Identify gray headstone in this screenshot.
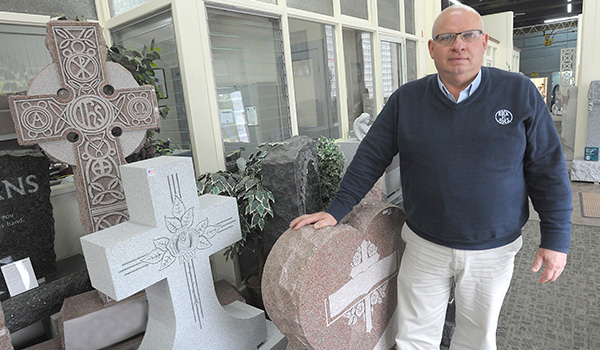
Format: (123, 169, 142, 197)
(8, 20, 160, 234)
(586, 81, 600, 147)
(261, 136, 322, 254)
(80, 156, 267, 350)
(0, 150, 56, 294)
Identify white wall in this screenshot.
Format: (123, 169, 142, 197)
(574, 2, 600, 158)
(482, 11, 514, 71)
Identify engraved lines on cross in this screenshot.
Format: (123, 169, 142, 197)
(52, 25, 104, 94)
(324, 240, 399, 333)
(118, 172, 237, 330)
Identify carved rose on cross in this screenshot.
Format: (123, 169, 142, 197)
(141, 196, 219, 270)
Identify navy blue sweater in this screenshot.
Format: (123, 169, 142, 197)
(327, 67, 572, 253)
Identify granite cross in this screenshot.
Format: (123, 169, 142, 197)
(8, 21, 160, 234)
(80, 156, 267, 350)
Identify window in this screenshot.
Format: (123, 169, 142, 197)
(108, 0, 152, 17)
(112, 10, 191, 153)
(289, 18, 340, 139)
(341, 0, 368, 20)
(377, 0, 400, 31)
(406, 39, 418, 82)
(404, 0, 416, 35)
(0, 24, 51, 146)
(343, 28, 376, 131)
(381, 41, 403, 104)
(207, 8, 291, 163)
(286, 0, 333, 16)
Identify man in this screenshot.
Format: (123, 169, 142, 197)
(290, 4, 572, 350)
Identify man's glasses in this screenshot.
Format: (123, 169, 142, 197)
(433, 29, 483, 45)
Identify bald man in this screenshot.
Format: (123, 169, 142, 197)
(291, 4, 572, 349)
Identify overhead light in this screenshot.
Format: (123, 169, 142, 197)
(544, 15, 578, 23)
(449, 0, 462, 4)
(568, 3, 572, 12)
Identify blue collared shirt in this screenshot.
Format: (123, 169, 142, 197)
(437, 69, 482, 103)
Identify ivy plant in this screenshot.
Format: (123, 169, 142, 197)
(317, 137, 345, 210)
(197, 143, 278, 278)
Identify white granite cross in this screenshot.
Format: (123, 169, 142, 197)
(8, 21, 160, 234)
(80, 156, 267, 349)
(326, 240, 399, 333)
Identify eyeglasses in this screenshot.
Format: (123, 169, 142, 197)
(433, 29, 483, 45)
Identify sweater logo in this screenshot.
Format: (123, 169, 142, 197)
(495, 109, 513, 125)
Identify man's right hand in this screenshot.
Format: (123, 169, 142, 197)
(290, 212, 337, 230)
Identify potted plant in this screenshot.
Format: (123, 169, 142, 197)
(197, 143, 277, 305)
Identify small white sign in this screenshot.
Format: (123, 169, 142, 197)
(246, 106, 258, 126)
(1, 258, 39, 297)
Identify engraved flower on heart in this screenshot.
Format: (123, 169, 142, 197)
(141, 195, 219, 270)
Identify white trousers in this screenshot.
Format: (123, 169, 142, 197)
(395, 225, 523, 350)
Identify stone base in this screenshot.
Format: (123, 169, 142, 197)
(571, 159, 600, 182)
(259, 320, 287, 350)
(2, 254, 92, 333)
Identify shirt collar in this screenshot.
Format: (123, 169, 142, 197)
(437, 69, 482, 104)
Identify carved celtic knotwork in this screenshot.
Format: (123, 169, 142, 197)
(8, 21, 160, 234)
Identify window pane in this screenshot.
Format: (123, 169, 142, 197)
(289, 19, 340, 139)
(286, 0, 333, 16)
(406, 39, 418, 82)
(377, 0, 400, 31)
(341, 0, 368, 20)
(404, 0, 416, 35)
(208, 8, 291, 164)
(112, 10, 192, 153)
(256, 0, 277, 3)
(0, 24, 51, 142)
(109, 0, 152, 17)
(343, 28, 376, 132)
(381, 41, 403, 104)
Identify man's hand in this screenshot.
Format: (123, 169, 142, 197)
(530, 248, 567, 283)
(290, 212, 337, 230)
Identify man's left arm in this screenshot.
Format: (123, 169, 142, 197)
(523, 80, 573, 283)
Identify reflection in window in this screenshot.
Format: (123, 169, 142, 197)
(343, 28, 376, 132)
(381, 41, 403, 104)
(0, 24, 51, 144)
(112, 10, 191, 153)
(289, 19, 340, 139)
(207, 8, 291, 164)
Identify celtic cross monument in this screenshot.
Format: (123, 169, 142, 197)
(9, 21, 160, 234)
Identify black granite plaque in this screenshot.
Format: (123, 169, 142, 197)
(0, 150, 56, 295)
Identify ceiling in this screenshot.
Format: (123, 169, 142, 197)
(445, 0, 583, 29)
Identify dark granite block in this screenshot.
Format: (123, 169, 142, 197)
(2, 255, 92, 333)
(0, 150, 56, 295)
(261, 136, 322, 254)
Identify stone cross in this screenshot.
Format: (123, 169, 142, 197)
(80, 157, 267, 349)
(262, 200, 406, 350)
(8, 21, 160, 234)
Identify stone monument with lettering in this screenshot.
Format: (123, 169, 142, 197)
(81, 156, 268, 349)
(8, 20, 160, 234)
(262, 199, 405, 349)
(571, 81, 600, 181)
(0, 150, 56, 294)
